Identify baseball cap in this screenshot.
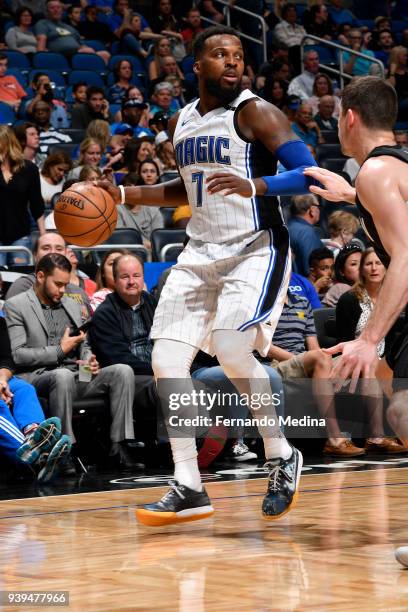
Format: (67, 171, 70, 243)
(287, 95, 302, 110)
(122, 99, 148, 110)
(113, 123, 133, 135)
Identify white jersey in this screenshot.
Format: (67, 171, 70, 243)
(173, 89, 284, 244)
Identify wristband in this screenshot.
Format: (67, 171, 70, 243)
(247, 178, 256, 198)
(118, 184, 125, 204)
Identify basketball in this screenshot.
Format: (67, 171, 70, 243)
(54, 183, 117, 247)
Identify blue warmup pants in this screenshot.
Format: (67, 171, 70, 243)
(0, 377, 44, 461)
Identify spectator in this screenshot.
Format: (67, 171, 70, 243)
(323, 209, 361, 256)
(68, 138, 103, 180)
(288, 50, 320, 100)
(288, 267, 322, 309)
(118, 138, 158, 176)
(148, 37, 181, 81)
(30, 100, 72, 156)
(273, 3, 307, 50)
(307, 72, 341, 118)
(374, 29, 395, 68)
(5, 253, 138, 470)
(40, 151, 72, 208)
(149, 81, 179, 116)
(71, 87, 112, 130)
(6, 232, 91, 317)
(108, 60, 135, 105)
(0, 317, 71, 480)
(181, 7, 204, 49)
(395, 130, 408, 146)
(328, 0, 356, 26)
(0, 54, 26, 113)
(25, 72, 69, 130)
(197, 0, 224, 24)
(117, 163, 164, 248)
(66, 246, 97, 298)
(108, 0, 152, 45)
(71, 82, 87, 108)
(35, 0, 110, 63)
(314, 95, 338, 130)
(85, 119, 111, 154)
(308, 247, 334, 299)
(77, 5, 115, 45)
(288, 194, 323, 277)
(291, 102, 324, 149)
(5, 7, 37, 54)
(64, 5, 82, 30)
(0, 126, 44, 266)
(156, 137, 177, 172)
(304, 3, 335, 40)
(117, 12, 149, 59)
(386, 46, 408, 122)
(323, 243, 362, 307)
(262, 77, 289, 111)
(111, 98, 152, 139)
(14, 122, 45, 168)
(150, 0, 182, 38)
(90, 249, 130, 311)
(342, 28, 376, 76)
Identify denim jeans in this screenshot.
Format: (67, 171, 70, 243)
(0, 236, 32, 266)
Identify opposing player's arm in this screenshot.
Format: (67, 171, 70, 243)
(303, 166, 357, 204)
(355, 158, 408, 344)
(206, 99, 319, 197)
(97, 113, 187, 208)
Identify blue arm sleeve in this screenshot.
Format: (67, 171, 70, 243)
(262, 140, 319, 196)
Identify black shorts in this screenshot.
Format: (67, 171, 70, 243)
(386, 323, 408, 388)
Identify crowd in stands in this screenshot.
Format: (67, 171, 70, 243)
(1, 0, 408, 480)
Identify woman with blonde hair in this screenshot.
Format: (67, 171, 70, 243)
(324, 210, 360, 256)
(68, 137, 103, 180)
(85, 120, 111, 152)
(0, 125, 45, 265)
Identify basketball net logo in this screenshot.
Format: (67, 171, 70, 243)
(57, 195, 84, 211)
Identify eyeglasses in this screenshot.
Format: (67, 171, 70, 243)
(339, 243, 362, 253)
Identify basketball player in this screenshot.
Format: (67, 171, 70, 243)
(304, 76, 408, 566)
(99, 26, 320, 527)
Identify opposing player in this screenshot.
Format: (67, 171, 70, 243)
(304, 76, 408, 565)
(99, 26, 320, 527)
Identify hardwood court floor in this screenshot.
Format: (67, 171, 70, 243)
(0, 468, 407, 612)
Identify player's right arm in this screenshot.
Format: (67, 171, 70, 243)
(97, 113, 188, 208)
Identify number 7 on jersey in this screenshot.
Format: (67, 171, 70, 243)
(192, 171, 204, 207)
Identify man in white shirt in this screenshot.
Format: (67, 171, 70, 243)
(288, 50, 320, 100)
(273, 3, 307, 49)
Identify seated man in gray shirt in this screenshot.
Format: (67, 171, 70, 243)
(5, 253, 138, 471)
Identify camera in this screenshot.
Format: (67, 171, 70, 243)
(149, 111, 170, 131)
(42, 83, 54, 103)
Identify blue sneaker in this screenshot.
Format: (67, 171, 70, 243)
(16, 417, 61, 465)
(38, 435, 72, 483)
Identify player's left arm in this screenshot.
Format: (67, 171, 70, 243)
(206, 99, 319, 197)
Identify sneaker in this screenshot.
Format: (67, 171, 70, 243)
(395, 546, 408, 567)
(16, 417, 61, 465)
(136, 480, 214, 527)
(38, 435, 72, 483)
(262, 445, 303, 520)
(230, 441, 258, 462)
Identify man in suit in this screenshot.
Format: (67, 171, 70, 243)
(5, 253, 137, 470)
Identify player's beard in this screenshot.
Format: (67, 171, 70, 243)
(204, 76, 242, 105)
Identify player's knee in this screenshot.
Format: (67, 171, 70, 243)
(152, 341, 192, 378)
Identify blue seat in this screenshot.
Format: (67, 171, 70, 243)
(304, 45, 336, 64)
(71, 53, 107, 72)
(6, 68, 27, 87)
(81, 39, 106, 51)
(3, 50, 31, 70)
(109, 103, 121, 116)
(181, 55, 194, 74)
(68, 70, 105, 87)
(32, 52, 70, 72)
(28, 69, 66, 87)
(108, 55, 146, 77)
(106, 72, 144, 88)
(0, 102, 16, 124)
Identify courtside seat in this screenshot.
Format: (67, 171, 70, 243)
(151, 228, 186, 262)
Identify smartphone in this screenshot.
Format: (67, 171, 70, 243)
(69, 320, 93, 336)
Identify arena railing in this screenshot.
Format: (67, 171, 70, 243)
(0, 246, 34, 265)
(160, 243, 184, 262)
(300, 34, 385, 89)
(200, 0, 268, 64)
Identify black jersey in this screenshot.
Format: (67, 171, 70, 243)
(355, 145, 408, 267)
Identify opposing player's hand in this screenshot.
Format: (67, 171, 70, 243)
(206, 173, 254, 197)
(303, 167, 356, 204)
(95, 181, 121, 204)
(323, 338, 378, 393)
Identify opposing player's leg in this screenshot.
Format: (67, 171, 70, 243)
(135, 339, 214, 527)
(212, 327, 303, 520)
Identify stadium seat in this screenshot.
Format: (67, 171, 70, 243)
(60, 128, 86, 143)
(320, 130, 340, 144)
(6, 68, 27, 87)
(71, 53, 107, 73)
(313, 308, 337, 348)
(68, 70, 105, 87)
(159, 171, 179, 183)
(91, 228, 148, 264)
(106, 72, 144, 88)
(304, 45, 336, 64)
(0, 102, 16, 124)
(160, 207, 176, 228)
(28, 69, 66, 88)
(81, 40, 106, 51)
(49, 143, 79, 157)
(33, 52, 70, 72)
(3, 50, 31, 71)
(109, 103, 121, 116)
(151, 228, 186, 262)
(320, 158, 348, 173)
(316, 143, 343, 162)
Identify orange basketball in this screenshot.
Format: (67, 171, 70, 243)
(54, 183, 117, 247)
